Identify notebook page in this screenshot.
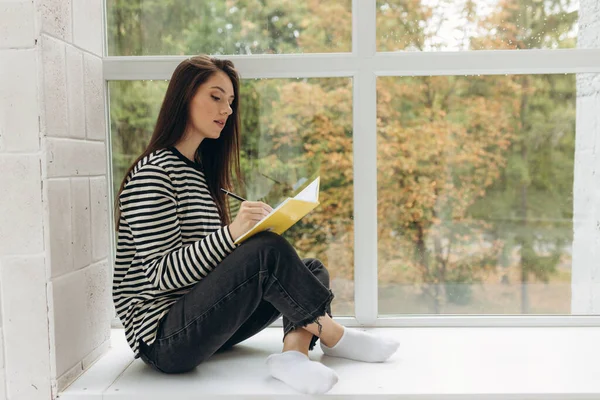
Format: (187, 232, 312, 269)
(293, 177, 320, 202)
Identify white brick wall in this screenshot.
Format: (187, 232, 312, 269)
(43, 138, 107, 178)
(37, 0, 72, 41)
(84, 53, 107, 141)
(46, 179, 73, 278)
(572, 0, 600, 314)
(0, 5, 43, 394)
(38, 1, 110, 395)
(0, 155, 44, 256)
(41, 35, 68, 138)
(51, 260, 111, 384)
(1, 256, 52, 400)
(0, 49, 38, 152)
(0, 1, 35, 48)
(72, 0, 104, 56)
(0, 0, 109, 398)
(66, 46, 86, 139)
(90, 177, 110, 262)
(579, 0, 600, 50)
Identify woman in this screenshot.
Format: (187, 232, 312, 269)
(113, 55, 399, 395)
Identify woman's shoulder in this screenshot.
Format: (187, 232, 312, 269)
(119, 150, 178, 205)
(126, 148, 174, 182)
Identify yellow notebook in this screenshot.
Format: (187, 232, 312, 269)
(234, 176, 321, 244)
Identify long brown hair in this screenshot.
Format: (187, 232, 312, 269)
(114, 55, 242, 230)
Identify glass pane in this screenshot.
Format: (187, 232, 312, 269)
(109, 77, 355, 315)
(106, 0, 352, 56)
(377, 0, 579, 51)
(377, 73, 582, 314)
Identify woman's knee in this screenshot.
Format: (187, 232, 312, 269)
(304, 258, 330, 286)
(236, 231, 296, 274)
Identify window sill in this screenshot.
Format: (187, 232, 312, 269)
(59, 327, 600, 399)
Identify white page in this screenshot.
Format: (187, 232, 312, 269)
(293, 176, 320, 202)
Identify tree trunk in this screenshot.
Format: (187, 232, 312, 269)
(416, 224, 440, 313)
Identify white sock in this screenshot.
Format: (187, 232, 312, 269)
(266, 351, 339, 395)
(320, 328, 399, 362)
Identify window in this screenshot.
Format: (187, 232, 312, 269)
(106, 0, 352, 56)
(377, 0, 579, 51)
(377, 74, 576, 315)
(109, 78, 355, 315)
(105, 0, 600, 324)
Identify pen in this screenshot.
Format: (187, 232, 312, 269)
(220, 188, 247, 202)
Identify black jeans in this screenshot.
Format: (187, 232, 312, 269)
(138, 231, 334, 374)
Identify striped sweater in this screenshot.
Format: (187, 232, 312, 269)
(113, 146, 238, 357)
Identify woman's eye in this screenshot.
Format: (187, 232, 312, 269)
(211, 95, 221, 101)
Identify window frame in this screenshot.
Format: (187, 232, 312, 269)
(103, 0, 600, 327)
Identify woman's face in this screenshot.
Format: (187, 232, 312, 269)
(186, 71, 235, 142)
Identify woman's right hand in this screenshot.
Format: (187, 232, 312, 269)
(228, 201, 273, 241)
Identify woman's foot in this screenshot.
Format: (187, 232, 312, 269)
(320, 327, 399, 362)
(266, 351, 339, 394)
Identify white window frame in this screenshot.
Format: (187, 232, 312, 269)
(104, 0, 600, 328)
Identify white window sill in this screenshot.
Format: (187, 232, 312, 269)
(59, 327, 600, 399)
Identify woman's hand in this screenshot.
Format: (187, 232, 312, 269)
(228, 201, 273, 241)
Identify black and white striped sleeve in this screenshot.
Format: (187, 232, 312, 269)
(119, 163, 237, 291)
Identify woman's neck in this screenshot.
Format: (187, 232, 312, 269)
(174, 136, 202, 163)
